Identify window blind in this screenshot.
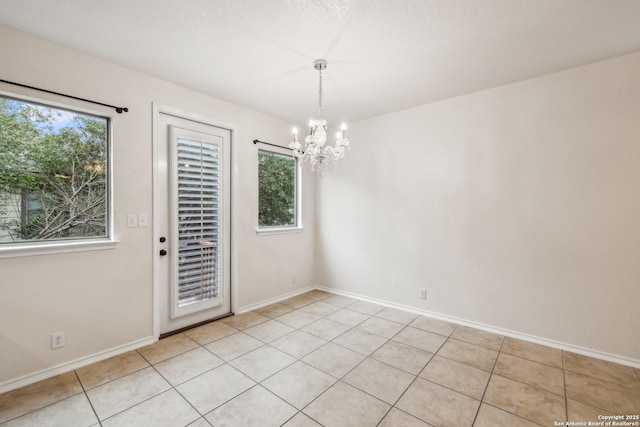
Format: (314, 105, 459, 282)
(176, 137, 221, 307)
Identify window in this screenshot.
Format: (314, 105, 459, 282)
(258, 149, 299, 229)
(0, 94, 110, 247)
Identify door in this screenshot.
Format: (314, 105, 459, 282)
(157, 112, 231, 334)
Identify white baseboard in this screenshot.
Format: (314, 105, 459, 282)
(1, 286, 313, 394)
(315, 285, 640, 369)
(0, 336, 156, 395)
(5, 284, 637, 395)
(236, 285, 315, 314)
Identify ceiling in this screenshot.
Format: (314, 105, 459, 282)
(1, 0, 640, 125)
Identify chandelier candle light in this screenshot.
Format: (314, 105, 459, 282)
(290, 59, 350, 175)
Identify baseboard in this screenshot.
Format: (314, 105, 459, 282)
(0, 336, 156, 395)
(236, 285, 315, 314)
(315, 285, 640, 369)
(1, 286, 314, 394)
(5, 284, 636, 395)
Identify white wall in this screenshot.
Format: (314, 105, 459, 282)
(316, 51, 640, 363)
(0, 24, 315, 389)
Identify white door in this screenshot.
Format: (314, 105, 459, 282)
(157, 112, 231, 335)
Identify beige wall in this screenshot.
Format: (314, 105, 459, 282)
(0, 24, 315, 389)
(2, 21, 639, 391)
(316, 51, 640, 363)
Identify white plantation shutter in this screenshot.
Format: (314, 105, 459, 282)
(170, 126, 225, 317)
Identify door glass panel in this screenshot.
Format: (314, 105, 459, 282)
(176, 135, 220, 309)
(158, 112, 231, 334)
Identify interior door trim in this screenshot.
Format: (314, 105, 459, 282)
(152, 103, 237, 339)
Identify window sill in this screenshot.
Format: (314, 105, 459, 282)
(0, 239, 120, 259)
(256, 227, 305, 236)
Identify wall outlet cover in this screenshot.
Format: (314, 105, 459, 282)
(51, 331, 66, 349)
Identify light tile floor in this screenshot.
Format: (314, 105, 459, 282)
(1, 290, 639, 426)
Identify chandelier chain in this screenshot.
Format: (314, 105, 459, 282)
(318, 68, 323, 119)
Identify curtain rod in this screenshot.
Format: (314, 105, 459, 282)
(0, 78, 129, 114)
(253, 139, 293, 151)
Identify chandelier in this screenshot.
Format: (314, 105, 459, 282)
(290, 59, 349, 175)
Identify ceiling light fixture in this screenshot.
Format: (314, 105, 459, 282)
(290, 59, 349, 176)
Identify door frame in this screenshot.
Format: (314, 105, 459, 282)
(152, 103, 238, 339)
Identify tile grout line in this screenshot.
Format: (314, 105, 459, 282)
(179, 324, 287, 421)
(136, 335, 238, 425)
(0, 379, 95, 426)
(263, 299, 391, 426)
(73, 369, 103, 427)
(374, 406, 394, 427)
(471, 335, 504, 426)
(330, 316, 512, 425)
(563, 364, 640, 392)
(195, 298, 336, 425)
(251, 382, 314, 426)
(562, 350, 569, 422)
(94, 359, 181, 425)
(269, 294, 336, 426)
(6, 291, 636, 426)
(368, 321, 447, 426)
(424, 345, 496, 374)
(147, 351, 208, 424)
(375, 323, 459, 426)
(60, 350, 162, 425)
(559, 361, 628, 418)
(442, 335, 503, 353)
(499, 340, 565, 370)
(180, 360, 259, 422)
(478, 345, 563, 426)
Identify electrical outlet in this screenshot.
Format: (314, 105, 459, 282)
(51, 331, 65, 349)
(419, 288, 427, 300)
(291, 275, 297, 284)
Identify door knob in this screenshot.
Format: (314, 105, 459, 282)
(159, 249, 167, 256)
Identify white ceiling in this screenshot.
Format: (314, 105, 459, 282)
(1, 0, 640, 125)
